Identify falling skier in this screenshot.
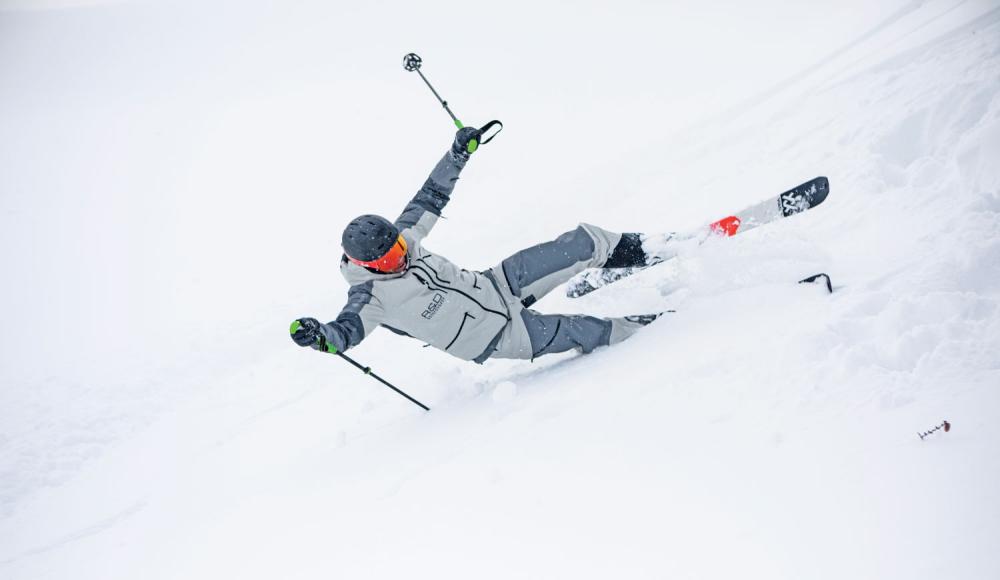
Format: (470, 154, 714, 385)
(290, 127, 665, 363)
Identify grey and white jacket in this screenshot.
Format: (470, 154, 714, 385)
(318, 146, 512, 362)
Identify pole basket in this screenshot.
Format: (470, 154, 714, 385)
(403, 53, 422, 72)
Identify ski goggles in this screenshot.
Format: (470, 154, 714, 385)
(347, 234, 409, 273)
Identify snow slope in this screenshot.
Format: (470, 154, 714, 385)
(1, 1, 999, 578)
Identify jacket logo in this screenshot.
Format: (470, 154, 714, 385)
(422, 293, 445, 319)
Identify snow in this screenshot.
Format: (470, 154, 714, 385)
(2, 0, 999, 578)
(491, 381, 519, 403)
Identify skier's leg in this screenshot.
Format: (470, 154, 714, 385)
(490, 309, 661, 360)
(499, 223, 652, 306)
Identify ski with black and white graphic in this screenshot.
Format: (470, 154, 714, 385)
(566, 176, 830, 298)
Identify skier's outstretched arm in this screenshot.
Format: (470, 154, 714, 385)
(291, 283, 385, 354)
(394, 127, 481, 245)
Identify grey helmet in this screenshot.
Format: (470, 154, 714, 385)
(342, 214, 399, 262)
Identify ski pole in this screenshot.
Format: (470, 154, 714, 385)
(403, 52, 461, 127)
(334, 351, 430, 411)
(402, 52, 503, 151)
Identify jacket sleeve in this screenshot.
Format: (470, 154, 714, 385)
(394, 146, 470, 245)
(318, 281, 385, 353)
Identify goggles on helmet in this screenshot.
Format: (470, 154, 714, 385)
(347, 234, 408, 273)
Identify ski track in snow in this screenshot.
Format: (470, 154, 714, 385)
(1, 1, 999, 579)
(0, 501, 146, 566)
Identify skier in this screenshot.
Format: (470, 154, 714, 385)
(290, 127, 665, 363)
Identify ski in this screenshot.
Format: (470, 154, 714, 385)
(566, 176, 830, 298)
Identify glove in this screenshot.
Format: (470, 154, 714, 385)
(452, 126, 483, 157)
(290, 317, 321, 346)
(289, 317, 339, 353)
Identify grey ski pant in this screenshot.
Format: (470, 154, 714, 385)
(481, 224, 650, 361)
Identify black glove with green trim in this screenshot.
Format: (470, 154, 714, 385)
(452, 126, 483, 157)
(290, 317, 338, 353)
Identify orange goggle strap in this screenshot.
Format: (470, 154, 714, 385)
(347, 235, 408, 272)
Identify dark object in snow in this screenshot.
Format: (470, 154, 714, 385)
(919, 420, 951, 440)
(798, 273, 833, 293)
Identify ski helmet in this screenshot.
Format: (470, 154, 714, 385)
(342, 214, 407, 272)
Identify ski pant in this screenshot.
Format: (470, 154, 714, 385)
(478, 224, 651, 361)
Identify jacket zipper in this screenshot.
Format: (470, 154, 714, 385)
(445, 312, 476, 350)
(411, 264, 509, 321)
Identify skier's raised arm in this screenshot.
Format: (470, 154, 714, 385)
(291, 284, 386, 354)
(394, 127, 481, 245)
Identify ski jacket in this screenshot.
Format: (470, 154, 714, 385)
(318, 146, 512, 362)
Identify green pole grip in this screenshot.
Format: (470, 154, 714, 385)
(453, 119, 478, 153)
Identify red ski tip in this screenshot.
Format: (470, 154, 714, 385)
(710, 216, 741, 236)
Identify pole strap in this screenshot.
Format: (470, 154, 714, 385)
(478, 120, 503, 144)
